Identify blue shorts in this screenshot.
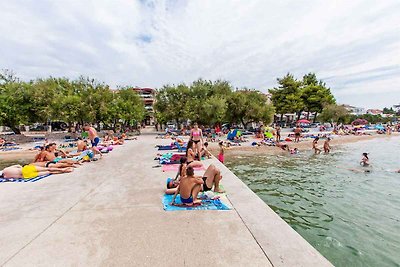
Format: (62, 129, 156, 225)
(180, 195, 193, 204)
(91, 137, 100, 147)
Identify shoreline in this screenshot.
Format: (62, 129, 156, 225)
(208, 132, 400, 158)
(1, 132, 398, 163)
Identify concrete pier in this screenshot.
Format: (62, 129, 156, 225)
(0, 136, 332, 266)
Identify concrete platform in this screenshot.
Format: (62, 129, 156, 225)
(0, 136, 332, 266)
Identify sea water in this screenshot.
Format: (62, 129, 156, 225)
(226, 136, 400, 267)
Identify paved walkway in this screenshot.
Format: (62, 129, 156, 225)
(0, 136, 331, 266)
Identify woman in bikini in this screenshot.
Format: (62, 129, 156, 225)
(312, 137, 322, 154)
(185, 140, 203, 167)
(190, 123, 203, 161)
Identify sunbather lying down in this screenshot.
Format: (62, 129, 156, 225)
(0, 164, 74, 179)
(168, 164, 225, 206)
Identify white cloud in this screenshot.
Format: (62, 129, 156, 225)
(0, 0, 399, 108)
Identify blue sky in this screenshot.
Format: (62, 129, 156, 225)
(0, 0, 399, 109)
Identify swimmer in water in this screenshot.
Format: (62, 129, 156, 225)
(360, 153, 369, 167)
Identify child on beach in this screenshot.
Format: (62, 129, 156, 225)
(218, 141, 224, 163)
(360, 153, 369, 167)
(323, 138, 331, 154)
(312, 137, 322, 154)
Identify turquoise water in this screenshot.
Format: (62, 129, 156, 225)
(226, 137, 400, 267)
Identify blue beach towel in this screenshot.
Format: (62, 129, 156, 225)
(162, 194, 231, 211)
(0, 147, 21, 151)
(157, 145, 176, 151)
(0, 174, 51, 183)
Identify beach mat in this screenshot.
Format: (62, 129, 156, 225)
(0, 174, 51, 183)
(157, 145, 176, 151)
(0, 147, 21, 151)
(162, 194, 231, 211)
(162, 164, 206, 172)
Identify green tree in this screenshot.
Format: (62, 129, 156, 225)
(226, 90, 274, 127)
(301, 73, 336, 122)
(318, 104, 349, 125)
(112, 88, 145, 129)
(154, 83, 190, 127)
(186, 79, 232, 125)
(269, 73, 303, 122)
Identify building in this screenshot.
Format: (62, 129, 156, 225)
(341, 104, 366, 116)
(366, 109, 383, 115)
(132, 87, 156, 126)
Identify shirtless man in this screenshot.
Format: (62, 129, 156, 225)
(36, 143, 77, 167)
(323, 138, 331, 154)
(77, 137, 88, 152)
(275, 125, 281, 142)
(171, 166, 204, 206)
(83, 123, 103, 158)
(313, 137, 322, 154)
(1, 164, 73, 179)
(294, 125, 302, 143)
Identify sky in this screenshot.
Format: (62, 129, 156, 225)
(0, 0, 399, 109)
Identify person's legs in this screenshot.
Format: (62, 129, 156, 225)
(196, 142, 202, 160)
(192, 184, 202, 204)
(188, 161, 203, 168)
(36, 171, 50, 176)
(203, 165, 224, 193)
(47, 167, 74, 174)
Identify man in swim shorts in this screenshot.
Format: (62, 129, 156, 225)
(84, 123, 103, 158)
(171, 166, 203, 206)
(294, 125, 302, 143)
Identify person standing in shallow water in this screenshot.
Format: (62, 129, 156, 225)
(218, 141, 225, 163)
(360, 153, 369, 166)
(323, 138, 331, 154)
(312, 137, 322, 154)
(275, 125, 281, 142)
(294, 125, 302, 143)
(190, 123, 203, 161)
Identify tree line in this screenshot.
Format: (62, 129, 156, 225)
(0, 70, 145, 134)
(154, 79, 275, 128)
(2, 69, 393, 134)
(269, 73, 336, 122)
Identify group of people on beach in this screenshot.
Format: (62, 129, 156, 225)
(0, 124, 129, 180)
(159, 123, 226, 206)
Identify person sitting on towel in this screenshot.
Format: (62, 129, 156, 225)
(200, 142, 212, 159)
(171, 166, 203, 206)
(167, 164, 224, 195)
(185, 140, 203, 167)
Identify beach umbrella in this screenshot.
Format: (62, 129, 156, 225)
(352, 118, 368, 125)
(297, 119, 310, 124)
(375, 125, 385, 130)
